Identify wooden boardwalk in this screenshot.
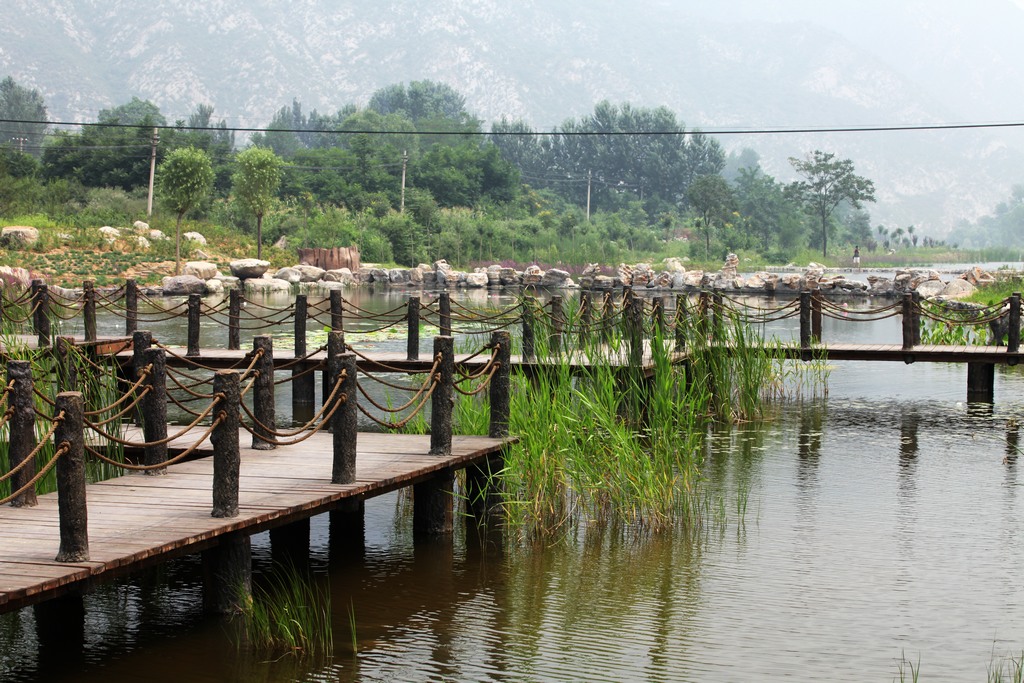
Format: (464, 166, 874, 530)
(0, 430, 509, 614)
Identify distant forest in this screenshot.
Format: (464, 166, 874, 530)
(2, 76, 999, 268)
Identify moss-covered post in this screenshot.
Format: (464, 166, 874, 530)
(902, 293, 915, 350)
(82, 280, 97, 343)
(439, 291, 452, 337)
(407, 296, 421, 361)
(54, 391, 88, 563)
(7, 360, 36, 507)
(227, 289, 241, 350)
(186, 293, 201, 357)
(31, 279, 50, 348)
(251, 335, 275, 450)
(124, 279, 138, 336)
(211, 370, 240, 518)
(429, 335, 454, 456)
(142, 347, 168, 473)
(811, 289, 823, 343)
(131, 330, 152, 425)
(331, 344, 358, 485)
(330, 289, 343, 331)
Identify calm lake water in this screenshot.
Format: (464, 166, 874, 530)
(2, 288, 1023, 682)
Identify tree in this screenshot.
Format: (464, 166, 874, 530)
(0, 76, 48, 156)
(159, 146, 214, 274)
(788, 151, 875, 258)
(687, 174, 733, 259)
(232, 147, 283, 259)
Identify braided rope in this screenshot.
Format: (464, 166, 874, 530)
(0, 441, 70, 506)
(356, 377, 438, 430)
(82, 365, 152, 416)
(85, 415, 223, 471)
(239, 371, 347, 438)
(357, 370, 436, 413)
(0, 411, 65, 484)
(85, 395, 222, 447)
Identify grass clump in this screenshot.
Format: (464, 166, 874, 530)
(239, 565, 333, 659)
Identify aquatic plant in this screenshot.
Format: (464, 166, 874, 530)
(239, 565, 333, 658)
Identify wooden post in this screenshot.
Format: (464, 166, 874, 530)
(902, 293, 915, 350)
(270, 518, 311, 571)
(967, 362, 996, 403)
(489, 331, 511, 439)
(522, 295, 536, 362)
(579, 291, 592, 347)
(131, 330, 152, 425)
(811, 289, 823, 342)
(674, 295, 687, 351)
(407, 296, 420, 361)
(7, 360, 37, 507)
(227, 289, 241, 351)
(32, 279, 50, 348)
(800, 291, 812, 353)
(652, 297, 665, 339)
(82, 280, 97, 343)
(212, 371, 240, 518)
(251, 336, 275, 450)
(142, 348, 168, 473)
(439, 292, 452, 337)
(292, 294, 314, 407)
(912, 290, 923, 346)
(186, 293, 201, 357)
(697, 291, 710, 339)
(712, 292, 724, 341)
(55, 336, 78, 394)
(202, 533, 251, 614)
(601, 291, 614, 345)
(54, 392, 88, 562)
(330, 289, 343, 331)
(550, 295, 564, 356)
(1009, 292, 1021, 354)
(430, 336, 454, 456)
(414, 469, 454, 538)
(124, 279, 138, 336)
(626, 294, 644, 368)
(332, 348, 358, 485)
(323, 330, 345, 417)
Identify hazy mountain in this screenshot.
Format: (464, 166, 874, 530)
(3, 0, 1023, 238)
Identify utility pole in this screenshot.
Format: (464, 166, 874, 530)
(146, 127, 159, 218)
(11, 137, 27, 153)
(586, 170, 592, 222)
(400, 150, 408, 213)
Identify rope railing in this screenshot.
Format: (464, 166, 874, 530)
(83, 365, 153, 416)
(0, 439, 69, 506)
(239, 371, 347, 441)
(85, 412, 224, 471)
(356, 375, 439, 431)
(84, 394, 222, 448)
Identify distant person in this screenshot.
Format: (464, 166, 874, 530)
(853, 245, 861, 268)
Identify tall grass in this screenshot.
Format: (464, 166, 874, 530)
(238, 565, 333, 659)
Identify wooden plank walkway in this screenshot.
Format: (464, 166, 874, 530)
(0, 430, 509, 614)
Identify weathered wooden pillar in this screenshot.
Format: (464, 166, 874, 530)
(329, 500, 366, 565)
(439, 291, 452, 337)
(292, 294, 315, 408)
(712, 292, 725, 341)
(601, 291, 614, 345)
(550, 295, 564, 356)
(407, 296, 421, 361)
(911, 290, 922, 346)
(212, 370, 240, 518)
(811, 289, 823, 342)
(522, 295, 536, 362)
(467, 331, 511, 519)
(186, 293, 201, 357)
(32, 279, 50, 348)
(131, 330, 153, 425)
(202, 533, 251, 615)
(270, 518, 311, 571)
(251, 336, 276, 450)
(124, 279, 138, 336)
(7, 360, 36, 507)
(55, 336, 78, 394)
(414, 468, 455, 538)
(332, 348, 358, 485)
(674, 295, 687, 351)
(1009, 292, 1021, 354)
(54, 392, 88, 562)
(967, 362, 995, 403)
(430, 335, 454, 456)
(800, 291, 812, 355)
(697, 291, 710, 339)
(227, 289, 241, 350)
(142, 347, 168, 473)
(902, 293, 915, 350)
(626, 294, 644, 368)
(82, 280, 97, 343)
(323, 330, 346, 416)
(330, 289, 344, 331)
(579, 291, 593, 347)
(652, 297, 665, 340)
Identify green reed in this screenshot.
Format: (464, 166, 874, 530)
(238, 565, 333, 659)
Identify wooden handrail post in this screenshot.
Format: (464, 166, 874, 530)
(522, 295, 536, 362)
(674, 295, 687, 351)
(55, 336, 78, 394)
(32, 279, 50, 348)
(211, 371, 240, 518)
(186, 293, 201, 357)
(697, 291, 710, 338)
(911, 290, 922, 346)
(131, 330, 153, 425)
(550, 295, 564, 357)
(430, 336, 454, 456)
(811, 289, 823, 342)
(489, 331, 511, 438)
(407, 296, 421, 361)
(712, 292, 724, 341)
(601, 291, 614, 345)
(625, 295, 644, 368)
(83, 280, 97, 343)
(579, 291, 592, 347)
(799, 291, 812, 352)
(330, 289, 343, 331)
(292, 294, 314, 406)
(125, 278, 138, 335)
(902, 293, 915, 350)
(324, 329, 345, 416)
(652, 296, 665, 339)
(227, 289, 241, 350)
(439, 291, 452, 337)
(54, 391, 88, 562)
(331, 345, 358, 485)
(1010, 292, 1021, 353)
(251, 335, 276, 450)
(142, 347, 168, 473)
(7, 360, 37, 507)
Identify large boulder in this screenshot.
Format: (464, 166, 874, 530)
(464, 272, 489, 288)
(230, 259, 271, 280)
(182, 231, 207, 245)
(522, 265, 544, 286)
(132, 220, 150, 232)
(0, 265, 33, 287)
(867, 276, 895, 295)
(914, 279, 947, 299)
(148, 229, 169, 242)
(294, 264, 326, 282)
(324, 268, 354, 285)
(499, 267, 519, 286)
(941, 278, 977, 299)
(0, 226, 39, 249)
(205, 279, 225, 295)
(662, 257, 686, 273)
(161, 275, 207, 296)
(183, 261, 219, 280)
(244, 277, 292, 294)
(98, 226, 121, 242)
(961, 266, 996, 287)
(541, 268, 573, 287)
(389, 268, 412, 285)
(721, 253, 740, 278)
(631, 263, 654, 287)
(273, 267, 302, 284)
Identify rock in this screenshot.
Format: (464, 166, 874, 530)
(499, 267, 519, 286)
(433, 259, 453, 273)
(133, 236, 151, 250)
(314, 280, 347, 292)
(182, 231, 207, 245)
(244, 278, 292, 294)
(914, 279, 947, 299)
(778, 274, 804, 291)
(132, 220, 150, 232)
(213, 275, 240, 289)
(682, 271, 706, 288)
(721, 253, 740, 278)
(867, 276, 895, 294)
(370, 268, 390, 283)
(941, 278, 976, 299)
(593, 275, 615, 290)
(273, 235, 288, 250)
(230, 259, 271, 280)
(616, 263, 634, 285)
(464, 272, 489, 288)
(522, 265, 544, 286)
(670, 273, 687, 289)
(98, 226, 121, 242)
(294, 264, 325, 282)
(161, 275, 207, 296)
(0, 266, 33, 287)
(389, 268, 412, 285)
(205, 279, 225, 295)
(183, 261, 219, 280)
(662, 257, 686, 273)
(961, 266, 996, 286)
(323, 268, 354, 285)
(0, 226, 39, 249)
(355, 267, 374, 284)
(274, 267, 302, 284)
(148, 229, 168, 241)
(631, 263, 654, 287)
(652, 271, 673, 288)
(541, 268, 572, 287)
(193, 249, 210, 260)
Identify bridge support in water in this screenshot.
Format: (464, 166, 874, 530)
(967, 362, 995, 403)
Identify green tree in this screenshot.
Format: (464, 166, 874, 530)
(159, 146, 214, 274)
(0, 76, 48, 156)
(788, 151, 875, 258)
(232, 147, 283, 259)
(687, 174, 734, 259)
